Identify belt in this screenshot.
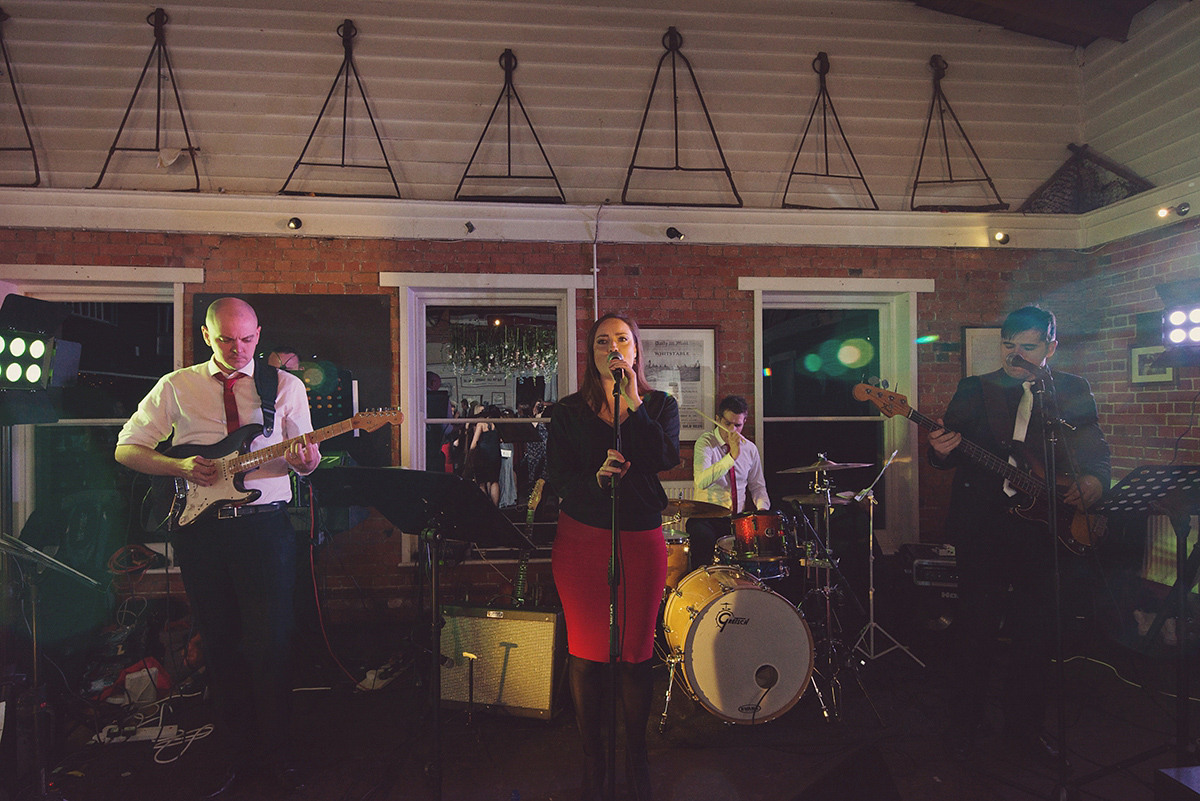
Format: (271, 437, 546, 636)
(216, 501, 287, 519)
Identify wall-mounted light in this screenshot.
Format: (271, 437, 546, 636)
(665, 227, 684, 241)
(1157, 202, 1190, 219)
(465, 221, 475, 234)
(286, 217, 303, 230)
(987, 228, 1010, 246)
(1155, 277, 1200, 367)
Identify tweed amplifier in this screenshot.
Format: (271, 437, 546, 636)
(439, 605, 565, 720)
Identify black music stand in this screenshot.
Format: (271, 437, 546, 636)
(307, 466, 532, 801)
(1069, 465, 1200, 792)
(1, 534, 101, 801)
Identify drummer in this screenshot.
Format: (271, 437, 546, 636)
(687, 395, 771, 568)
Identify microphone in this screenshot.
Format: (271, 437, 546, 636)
(608, 350, 623, 382)
(1006, 353, 1052, 381)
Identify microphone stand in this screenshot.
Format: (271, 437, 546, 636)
(1029, 373, 1072, 796)
(606, 374, 622, 801)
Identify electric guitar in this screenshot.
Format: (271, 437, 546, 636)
(147, 409, 403, 530)
(852, 383, 1105, 554)
(513, 478, 545, 608)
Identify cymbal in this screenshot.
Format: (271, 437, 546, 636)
(778, 457, 872, 474)
(664, 498, 730, 518)
(784, 493, 850, 506)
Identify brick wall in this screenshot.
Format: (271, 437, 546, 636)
(7, 219, 1198, 620)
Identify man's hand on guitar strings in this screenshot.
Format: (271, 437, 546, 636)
(179, 455, 218, 487)
(1063, 474, 1103, 508)
(928, 418, 962, 457)
(286, 437, 320, 474)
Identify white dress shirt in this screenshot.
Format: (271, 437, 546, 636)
(692, 426, 770, 513)
(117, 357, 314, 505)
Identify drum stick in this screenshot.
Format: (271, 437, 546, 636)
(692, 410, 749, 443)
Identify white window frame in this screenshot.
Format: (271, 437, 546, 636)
(740, 277, 934, 552)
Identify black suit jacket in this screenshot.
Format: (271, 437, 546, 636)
(929, 367, 1111, 546)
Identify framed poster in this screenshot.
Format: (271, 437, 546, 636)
(1130, 345, 1174, 385)
(962, 326, 1001, 377)
(639, 327, 716, 441)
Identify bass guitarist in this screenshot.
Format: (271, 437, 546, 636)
(115, 297, 319, 797)
(928, 305, 1109, 765)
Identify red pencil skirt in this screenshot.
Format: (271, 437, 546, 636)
(552, 512, 668, 663)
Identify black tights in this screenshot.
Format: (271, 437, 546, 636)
(568, 655, 655, 801)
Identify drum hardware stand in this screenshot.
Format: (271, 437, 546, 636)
(657, 650, 684, 732)
(851, 453, 924, 667)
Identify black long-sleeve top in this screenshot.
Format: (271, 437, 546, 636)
(547, 390, 681, 531)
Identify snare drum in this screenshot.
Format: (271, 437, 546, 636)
(662, 565, 813, 724)
(715, 535, 789, 581)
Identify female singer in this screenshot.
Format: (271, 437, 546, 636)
(547, 313, 680, 801)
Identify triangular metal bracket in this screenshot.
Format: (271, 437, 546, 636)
(622, 27, 742, 208)
(0, 8, 39, 187)
(455, 49, 565, 204)
(782, 52, 877, 211)
(279, 19, 401, 199)
(910, 55, 1008, 212)
(90, 8, 199, 192)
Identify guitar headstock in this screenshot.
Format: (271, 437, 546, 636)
(852, 383, 911, 419)
(352, 408, 404, 432)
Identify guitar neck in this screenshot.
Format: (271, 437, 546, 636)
(226, 418, 354, 474)
(905, 407, 1048, 499)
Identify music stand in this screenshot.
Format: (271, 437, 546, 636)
(1068, 465, 1200, 792)
(307, 467, 532, 801)
(1, 534, 101, 801)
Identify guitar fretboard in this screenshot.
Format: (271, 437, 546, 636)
(224, 417, 357, 474)
(905, 407, 1050, 500)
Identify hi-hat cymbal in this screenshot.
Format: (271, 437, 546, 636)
(784, 493, 850, 506)
(664, 498, 730, 518)
(778, 457, 872, 474)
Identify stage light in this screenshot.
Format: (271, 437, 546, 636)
(0, 330, 77, 389)
(665, 227, 685, 241)
(1156, 278, 1200, 367)
(1157, 202, 1190, 219)
(287, 217, 303, 229)
(994, 231, 1010, 244)
(987, 228, 1010, 246)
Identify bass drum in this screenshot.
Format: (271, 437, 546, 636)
(662, 566, 814, 724)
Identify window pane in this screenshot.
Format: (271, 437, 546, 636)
(763, 308, 881, 417)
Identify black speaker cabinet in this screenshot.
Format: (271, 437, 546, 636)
(439, 605, 565, 720)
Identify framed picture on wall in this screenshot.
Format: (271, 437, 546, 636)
(1130, 345, 1174, 384)
(962, 326, 1001, 377)
(640, 327, 716, 441)
(491, 391, 507, 406)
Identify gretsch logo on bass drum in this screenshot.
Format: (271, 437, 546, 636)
(715, 603, 750, 632)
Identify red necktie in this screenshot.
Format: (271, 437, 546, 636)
(222, 373, 243, 434)
(725, 444, 738, 514)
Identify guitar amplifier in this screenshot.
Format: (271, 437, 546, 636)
(900, 543, 958, 588)
(439, 605, 565, 720)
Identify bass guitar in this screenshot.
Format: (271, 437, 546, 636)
(852, 383, 1104, 554)
(148, 409, 403, 530)
(512, 478, 546, 608)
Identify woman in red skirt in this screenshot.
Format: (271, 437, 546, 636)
(547, 313, 680, 801)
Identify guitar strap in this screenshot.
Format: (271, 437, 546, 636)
(254, 357, 280, 438)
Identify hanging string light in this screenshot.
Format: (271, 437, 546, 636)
(446, 323, 557, 379)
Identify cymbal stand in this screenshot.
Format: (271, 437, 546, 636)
(851, 489, 924, 666)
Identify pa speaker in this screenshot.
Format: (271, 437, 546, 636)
(440, 605, 565, 720)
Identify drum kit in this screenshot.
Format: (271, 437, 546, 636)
(657, 453, 901, 729)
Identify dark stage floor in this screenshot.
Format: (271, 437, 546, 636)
(14, 567, 1200, 801)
